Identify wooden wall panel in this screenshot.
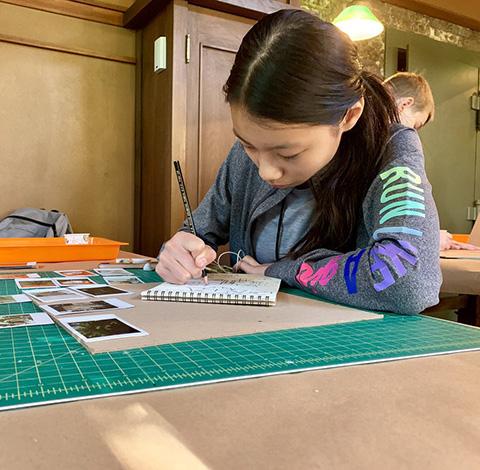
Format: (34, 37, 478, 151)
(0, 3, 136, 247)
(197, 44, 236, 201)
(0, 3, 135, 58)
(0, 0, 124, 26)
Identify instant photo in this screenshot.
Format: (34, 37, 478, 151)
(55, 278, 99, 288)
(26, 288, 89, 304)
(0, 294, 31, 305)
(55, 270, 95, 277)
(15, 279, 58, 290)
(104, 276, 144, 285)
(73, 286, 131, 297)
(0, 312, 53, 328)
(57, 314, 147, 343)
(40, 298, 134, 316)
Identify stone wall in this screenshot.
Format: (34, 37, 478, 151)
(302, 0, 480, 76)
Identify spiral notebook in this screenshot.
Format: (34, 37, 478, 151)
(141, 273, 282, 307)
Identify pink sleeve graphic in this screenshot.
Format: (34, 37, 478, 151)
(296, 256, 341, 290)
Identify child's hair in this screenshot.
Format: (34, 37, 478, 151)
(223, 9, 399, 255)
(384, 72, 435, 123)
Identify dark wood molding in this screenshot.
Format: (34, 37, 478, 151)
(1, 0, 124, 27)
(187, 0, 297, 20)
(123, 0, 168, 29)
(382, 0, 480, 32)
(124, 0, 297, 29)
(0, 32, 136, 64)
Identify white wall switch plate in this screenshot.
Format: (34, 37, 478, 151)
(154, 36, 166, 73)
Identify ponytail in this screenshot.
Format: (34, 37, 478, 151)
(292, 73, 399, 256)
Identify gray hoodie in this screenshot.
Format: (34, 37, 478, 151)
(186, 124, 441, 314)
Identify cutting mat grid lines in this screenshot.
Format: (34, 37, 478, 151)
(1, 271, 480, 410)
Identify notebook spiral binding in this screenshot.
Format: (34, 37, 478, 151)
(142, 290, 272, 307)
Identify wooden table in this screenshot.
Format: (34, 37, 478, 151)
(1, 254, 480, 469)
(0, 351, 479, 469)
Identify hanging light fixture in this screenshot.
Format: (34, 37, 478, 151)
(333, 4, 384, 41)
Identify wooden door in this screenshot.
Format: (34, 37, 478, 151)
(385, 28, 480, 233)
(185, 5, 254, 211)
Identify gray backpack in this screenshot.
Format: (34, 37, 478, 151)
(0, 208, 73, 238)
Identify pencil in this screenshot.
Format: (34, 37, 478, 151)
(173, 160, 208, 284)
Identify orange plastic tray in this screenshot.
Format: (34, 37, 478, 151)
(451, 233, 469, 243)
(0, 237, 128, 263)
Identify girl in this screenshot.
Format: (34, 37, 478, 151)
(156, 9, 441, 314)
(385, 72, 478, 251)
(384, 72, 435, 131)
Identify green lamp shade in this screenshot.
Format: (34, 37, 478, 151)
(333, 5, 384, 41)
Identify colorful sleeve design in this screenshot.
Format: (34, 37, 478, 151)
(266, 161, 441, 315)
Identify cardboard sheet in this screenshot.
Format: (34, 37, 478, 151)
(55, 283, 382, 354)
(440, 250, 480, 259)
(440, 257, 480, 295)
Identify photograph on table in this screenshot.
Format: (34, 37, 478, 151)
(56, 314, 147, 343)
(72, 285, 132, 297)
(26, 288, 90, 304)
(0, 273, 41, 280)
(0, 294, 31, 305)
(54, 270, 95, 277)
(40, 298, 134, 316)
(104, 275, 144, 285)
(0, 312, 53, 328)
(15, 279, 58, 290)
(55, 278, 100, 288)
(94, 268, 131, 277)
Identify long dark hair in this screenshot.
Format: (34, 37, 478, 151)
(223, 9, 399, 256)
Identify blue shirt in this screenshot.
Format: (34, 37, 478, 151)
(253, 186, 316, 263)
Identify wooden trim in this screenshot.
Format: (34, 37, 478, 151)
(0, 32, 136, 64)
(123, 0, 168, 29)
(1, 0, 124, 27)
(133, 30, 143, 253)
(72, 0, 129, 13)
(169, 0, 190, 236)
(124, 0, 294, 29)
(382, 0, 480, 32)
(187, 0, 296, 20)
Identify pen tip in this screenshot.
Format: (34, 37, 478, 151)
(203, 276, 208, 285)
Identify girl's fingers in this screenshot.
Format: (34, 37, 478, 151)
(233, 255, 258, 272)
(195, 246, 217, 268)
(155, 264, 175, 283)
(158, 252, 193, 284)
(240, 255, 261, 266)
(180, 233, 207, 254)
(175, 246, 203, 278)
(237, 259, 269, 275)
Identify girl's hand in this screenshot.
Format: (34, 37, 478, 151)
(156, 232, 216, 284)
(236, 255, 272, 276)
(440, 230, 479, 250)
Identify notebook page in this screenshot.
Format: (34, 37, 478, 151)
(142, 273, 281, 300)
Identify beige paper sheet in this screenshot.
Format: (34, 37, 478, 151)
(440, 249, 480, 259)
(56, 282, 382, 354)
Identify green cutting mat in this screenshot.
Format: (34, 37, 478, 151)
(1, 270, 480, 411)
